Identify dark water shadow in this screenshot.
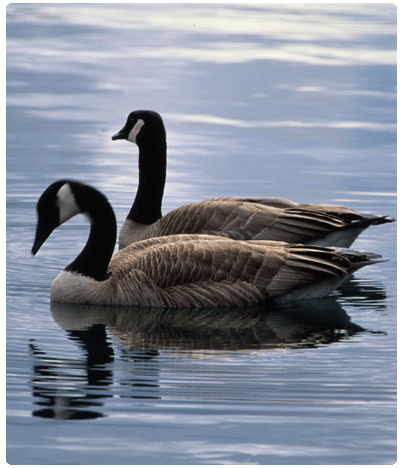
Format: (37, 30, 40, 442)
(30, 298, 381, 420)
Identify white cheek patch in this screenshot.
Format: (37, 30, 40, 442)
(57, 183, 80, 225)
(127, 119, 145, 143)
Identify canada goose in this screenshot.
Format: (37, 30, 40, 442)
(112, 110, 395, 250)
(32, 180, 383, 307)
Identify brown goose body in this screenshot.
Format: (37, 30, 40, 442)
(119, 196, 392, 248)
(112, 110, 395, 250)
(32, 181, 383, 308)
(52, 234, 382, 307)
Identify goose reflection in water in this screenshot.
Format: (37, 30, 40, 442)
(30, 297, 382, 420)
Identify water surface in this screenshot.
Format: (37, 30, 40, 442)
(7, 4, 396, 464)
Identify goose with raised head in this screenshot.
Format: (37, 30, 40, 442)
(112, 110, 395, 250)
(32, 180, 383, 307)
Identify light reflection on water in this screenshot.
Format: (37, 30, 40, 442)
(7, 3, 396, 465)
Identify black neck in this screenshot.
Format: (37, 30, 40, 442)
(65, 186, 117, 281)
(127, 139, 166, 225)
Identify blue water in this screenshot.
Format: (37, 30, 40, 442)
(7, 4, 396, 464)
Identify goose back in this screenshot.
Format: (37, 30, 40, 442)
(119, 196, 394, 249)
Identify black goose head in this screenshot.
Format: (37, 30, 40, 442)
(32, 180, 80, 255)
(111, 110, 166, 146)
(111, 110, 166, 147)
(111, 111, 167, 226)
(32, 180, 117, 280)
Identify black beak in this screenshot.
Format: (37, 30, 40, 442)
(111, 128, 127, 140)
(31, 217, 58, 256)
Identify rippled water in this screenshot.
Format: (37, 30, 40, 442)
(7, 4, 396, 464)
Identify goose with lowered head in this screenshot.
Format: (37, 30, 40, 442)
(112, 110, 395, 250)
(32, 180, 383, 307)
